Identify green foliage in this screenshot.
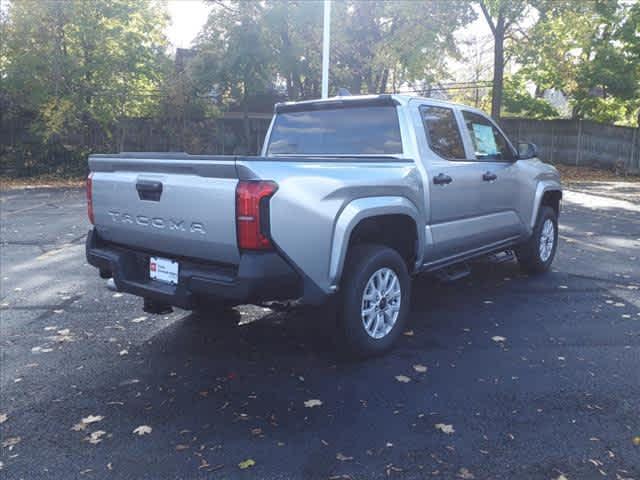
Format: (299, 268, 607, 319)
(192, 0, 475, 100)
(330, 1, 475, 94)
(502, 76, 558, 119)
(1, 0, 170, 173)
(516, 0, 640, 125)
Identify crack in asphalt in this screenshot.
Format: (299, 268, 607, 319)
(20, 294, 85, 325)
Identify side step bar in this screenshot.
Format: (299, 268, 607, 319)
(485, 249, 516, 264)
(433, 250, 517, 283)
(435, 262, 471, 282)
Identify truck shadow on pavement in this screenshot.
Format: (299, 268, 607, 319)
(116, 255, 639, 479)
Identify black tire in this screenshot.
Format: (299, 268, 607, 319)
(516, 205, 558, 274)
(338, 244, 411, 357)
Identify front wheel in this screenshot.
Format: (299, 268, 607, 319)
(516, 206, 558, 274)
(338, 244, 411, 357)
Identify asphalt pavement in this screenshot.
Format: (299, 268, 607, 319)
(1, 183, 639, 479)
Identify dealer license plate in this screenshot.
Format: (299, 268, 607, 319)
(149, 256, 179, 285)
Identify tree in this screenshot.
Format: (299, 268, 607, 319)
(193, 0, 475, 101)
(2, 0, 170, 171)
(330, 1, 475, 94)
(477, 0, 532, 119)
(515, 0, 640, 125)
(191, 1, 276, 149)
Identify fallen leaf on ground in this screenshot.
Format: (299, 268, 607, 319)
(491, 336, 507, 343)
(72, 415, 104, 431)
(133, 425, 152, 436)
(1, 436, 21, 448)
(238, 459, 255, 469)
(434, 423, 455, 434)
(633, 436, 640, 446)
(395, 375, 411, 383)
(458, 467, 475, 479)
(0, 414, 7, 424)
(304, 399, 323, 408)
(85, 430, 107, 445)
(413, 364, 428, 373)
(336, 452, 353, 461)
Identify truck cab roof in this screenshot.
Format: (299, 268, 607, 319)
(275, 93, 479, 114)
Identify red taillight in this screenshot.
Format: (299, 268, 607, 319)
(236, 180, 278, 251)
(86, 173, 94, 224)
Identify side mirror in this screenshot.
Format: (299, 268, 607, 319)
(518, 142, 538, 160)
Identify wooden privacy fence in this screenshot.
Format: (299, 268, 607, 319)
(2, 113, 639, 177)
(501, 118, 640, 174)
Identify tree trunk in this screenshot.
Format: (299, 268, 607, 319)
(379, 68, 389, 94)
(491, 20, 505, 120)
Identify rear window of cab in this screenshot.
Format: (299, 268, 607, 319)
(266, 106, 403, 156)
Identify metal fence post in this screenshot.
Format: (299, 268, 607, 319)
(575, 119, 582, 166)
(630, 127, 637, 172)
(550, 122, 555, 164)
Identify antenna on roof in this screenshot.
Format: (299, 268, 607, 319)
(337, 88, 352, 97)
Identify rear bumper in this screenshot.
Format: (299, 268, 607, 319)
(86, 229, 302, 309)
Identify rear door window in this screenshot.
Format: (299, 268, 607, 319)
(462, 111, 515, 161)
(266, 106, 402, 155)
(419, 106, 466, 160)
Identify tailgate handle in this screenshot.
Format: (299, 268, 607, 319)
(136, 180, 163, 201)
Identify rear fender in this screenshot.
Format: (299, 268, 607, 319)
(328, 197, 424, 291)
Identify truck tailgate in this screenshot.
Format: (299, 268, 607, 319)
(89, 154, 240, 265)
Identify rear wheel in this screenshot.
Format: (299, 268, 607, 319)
(516, 206, 558, 274)
(338, 244, 411, 357)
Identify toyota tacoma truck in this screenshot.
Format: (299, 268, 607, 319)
(86, 94, 562, 356)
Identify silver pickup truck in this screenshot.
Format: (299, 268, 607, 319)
(86, 94, 562, 356)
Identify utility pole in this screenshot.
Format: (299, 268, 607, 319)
(321, 0, 331, 99)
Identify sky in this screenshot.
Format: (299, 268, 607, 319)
(166, 0, 212, 49)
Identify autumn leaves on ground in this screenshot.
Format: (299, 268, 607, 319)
(1, 183, 639, 479)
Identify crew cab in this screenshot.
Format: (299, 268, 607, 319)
(86, 95, 562, 356)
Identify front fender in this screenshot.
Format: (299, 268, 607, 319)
(530, 180, 562, 229)
(328, 196, 424, 291)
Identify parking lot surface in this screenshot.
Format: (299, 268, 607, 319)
(1, 184, 639, 479)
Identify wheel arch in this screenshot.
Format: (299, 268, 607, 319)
(328, 196, 424, 291)
(530, 182, 562, 229)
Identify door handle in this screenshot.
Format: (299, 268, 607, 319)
(136, 180, 163, 201)
(433, 173, 453, 185)
(482, 172, 497, 182)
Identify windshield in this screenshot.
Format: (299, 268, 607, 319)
(266, 106, 403, 156)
